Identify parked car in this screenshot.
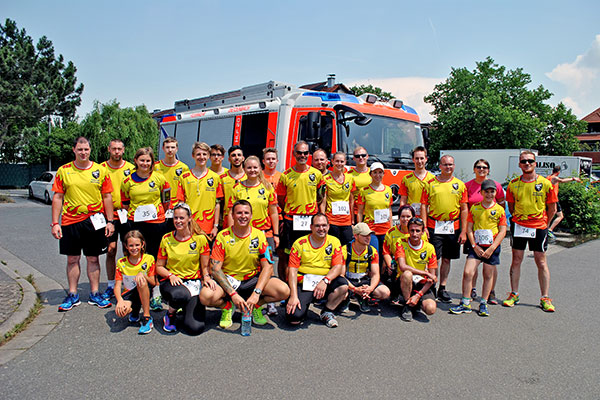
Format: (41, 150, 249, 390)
(28, 171, 56, 204)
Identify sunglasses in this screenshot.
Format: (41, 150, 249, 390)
(295, 150, 310, 156)
(475, 165, 489, 170)
(354, 153, 368, 158)
(520, 159, 536, 164)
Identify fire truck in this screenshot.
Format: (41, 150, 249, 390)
(157, 80, 428, 208)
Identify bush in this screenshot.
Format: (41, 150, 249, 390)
(558, 179, 600, 234)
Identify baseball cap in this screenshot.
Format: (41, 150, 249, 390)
(481, 179, 496, 191)
(370, 162, 384, 172)
(352, 222, 374, 236)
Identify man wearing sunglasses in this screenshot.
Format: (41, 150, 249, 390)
(350, 146, 372, 221)
(504, 151, 558, 312)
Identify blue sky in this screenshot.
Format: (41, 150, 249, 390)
(2, 0, 599, 122)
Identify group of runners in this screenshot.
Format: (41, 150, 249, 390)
(50, 136, 562, 335)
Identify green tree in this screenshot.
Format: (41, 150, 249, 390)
(350, 84, 393, 101)
(79, 100, 159, 162)
(22, 120, 81, 168)
(424, 57, 583, 161)
(0, 18, 83, 162)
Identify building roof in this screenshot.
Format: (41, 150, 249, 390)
(299, 81, 353, 94)
(582, 107, 600, 123)
(576, 133, 600, 141)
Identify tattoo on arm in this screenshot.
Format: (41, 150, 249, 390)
(210, 259, 233, 293)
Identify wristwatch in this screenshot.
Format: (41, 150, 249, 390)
(253, 288, 262, 295)
(322, 277, 331, 285)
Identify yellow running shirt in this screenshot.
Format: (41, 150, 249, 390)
(506, 175, 557, 229)
(228, 181, 277, 232)
(395, 239, 437, 278)
(382, 225, 428, 256)
(157, 232, 210, 279)
(320, 173, 355, 226)
(177, 169, 224, 234)
(220, 170, 247, 220)
(357, 185, 394, 235)
(399, 171, 435, 216)
(211, 227, 268, 281)
(154, 160, 189, 204)
(115, 253, 156, 291)
(421, 176, 467, 230)
(289, 234, 343, 279)
(277, 166, 322, 218)
(121, 172, 170, 223)
(468, 202, 507, 245)
(101, 160, 134, 219)
(52, 161, 113, 225)
(341, 243, 379, 275)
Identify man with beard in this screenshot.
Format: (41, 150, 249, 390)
(220, 146, 246, 228)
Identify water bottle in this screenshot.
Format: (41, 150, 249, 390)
(241, 309, 252, 336)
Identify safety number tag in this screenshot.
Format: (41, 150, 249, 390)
(374, 208, 390, 224)
(302, 274, 323, 291)
(117, 209, 128, 224)
(434, 220, 454, 234)
(411, 203, 422, 216)
(474, 229, 494, 245)
(412, 274, 426, 285)
(90, 213, 107, 230)
(134, 204, 158, 222)
(122, 275, 136, 291)
(514, 223, 536, 238)
(226, 275, 241, 290)
(183, 279, 201, 296)
(331, 201, 350, 216)
(164, 209, 174, 219)
(293, 215, 311, 231)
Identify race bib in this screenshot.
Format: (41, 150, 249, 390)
(182, 279, 201, 296)
(122, 275, 136, 291)
(331, 201, 350, 216)
(474, 229, 494, 245)
(302, 274, 323, 291)
(346, 272, 366, 280)
(411, 203, 422, 216)
(374, 208, 390, 224)
(226, 275, 241, 290)
(90, 213, 107, 230)
(412, 274, 426, 285)
(514, 223, 536, 238)
(117, 209, 128, 224)
(293, 215, 311, 231)
(164, 209, 174, 219)
(434, 220, 454, 234)
(134, 204, 158, 222)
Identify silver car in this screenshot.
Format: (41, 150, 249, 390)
(28, 171, 56, 204)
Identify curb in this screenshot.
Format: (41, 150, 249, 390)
(0, 246, 65, 366)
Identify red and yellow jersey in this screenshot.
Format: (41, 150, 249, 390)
(121, 172, 169, 223)
(264, 170, 282, 188)
(382, 225, 428, 256)
(101, 160, 134, 217)
(421, 176, 468, 230)
(277, 166, 322, 218)
(115, 253, 156, 291)
(211, 227, 268, 281)
(289, 234, 343, 278)
(157, 232, 210, 279)
(52, 161, 113, 226)
(220, 170, 247, 218)
(399, 171, 435, 215)
(506, 175, 557, 229)
(342, 244, 379, 275)
(468, 201, 507, 241)
(395, 239, 437, 278)
(228, 181, 277, 231)
(349, 167, 371, 212)
(357, 184, 393, 235)
(177, 169, 224, 234)
(154, 160, 189, 204)
(320, 173, 356, 226)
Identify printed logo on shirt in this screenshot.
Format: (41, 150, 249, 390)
(258, 188, 265, 195)
(344, 182, 350, 190)
(535, 183, 543, 192)
(149, 181, 156, 188)
(176, 168, 183, 176)
(92, 170, 100, 179)
(141, 262, 148, 270)
(420, 251, 427, 260)
(385, 193, 390, 199)
(250, 237, 259, 249)
(190, 241, 197, 250)
(309, 173, 316, 182)
(207, 178, 214, 187)
(124, 169, 131, 176)
(452, 183, 459, 190)
(325, 244, 333, 255)
(491, 210, 497, 216)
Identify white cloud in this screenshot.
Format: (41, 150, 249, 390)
(546, 34, 600, 117)
(347, 77, 444, 123)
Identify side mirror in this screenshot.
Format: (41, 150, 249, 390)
(422, 127, 430, 146)
(306, 111, 321, 141)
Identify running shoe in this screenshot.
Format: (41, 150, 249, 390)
(101, 286, 114, 301)
(359, 297, 371, 313)
(320, 311, 338, 328)
(437, 288, 452, 303)
(252, 306, 268, 325)
(478, 303, 489, 317)
(449, 303, 472, 314)
(266, 303, 278, 316)
(368, 298, 379, 308)
(138, 317, 153, 334)
(337, 296, 350, 313)
(219, 305, 235, 329)
(488, 290, 499, 305)
(150, 296, 163, 311)
(471, 288, 478, 300)
(58, 293, 81, 312)
(502, 292, 520, 307)
(400, 305, 413, 322)
(390, 296, 403, 306)
(547, 231, 557, 244)
(163, 313, 176, 332)
(88, 292, 112, 308)
(128, 313, 140, 323)
(540, 297, 555, 312)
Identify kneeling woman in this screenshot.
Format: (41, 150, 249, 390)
(155, 203, 215, 335)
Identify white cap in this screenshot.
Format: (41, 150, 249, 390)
(370, 162, 384, 172)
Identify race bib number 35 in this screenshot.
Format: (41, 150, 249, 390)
(134, 204, 158, 222)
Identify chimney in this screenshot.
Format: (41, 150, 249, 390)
(327, 74, 336, 88)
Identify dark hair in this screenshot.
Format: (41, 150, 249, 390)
(228, 145, 243, 156)
(411, 146, 427, 157)
(122, 230, 146, 256)
(134, 147, 155, 167)
(552, 165, 561, 173)
(231, 199, 252, 214)
(407, 217, 424, 230)
(397, 204, 416, 219)
(311, 213, 329, 225)
(210, 144, 225, 155)
(473, 159, 490, 169)
(109, 138, 124, 147)
(73, 136, 90, 147)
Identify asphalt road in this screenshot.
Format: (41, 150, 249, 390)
(0, 197, 599, 399)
